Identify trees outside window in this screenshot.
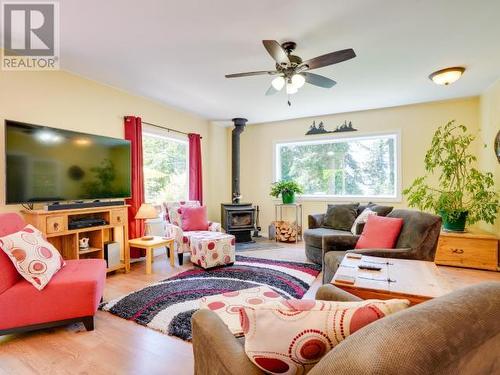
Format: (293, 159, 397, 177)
(276, 133, 398, 198)
(142, 132, 188, 204)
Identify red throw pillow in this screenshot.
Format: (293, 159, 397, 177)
(181, 206, 209, 231)
(355, 215, 404, 249)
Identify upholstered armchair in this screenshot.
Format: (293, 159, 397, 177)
(192, 282, 500, 375)
(163, 201, 222, 265)
(322, 209, 442, 283)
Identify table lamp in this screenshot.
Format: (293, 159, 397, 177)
(135, 203, 158, 240)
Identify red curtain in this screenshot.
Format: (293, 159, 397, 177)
(188, 133, 203, 204)
(124, 116, 145, 258)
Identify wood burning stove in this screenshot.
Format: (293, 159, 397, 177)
(221, 203, 255, 243)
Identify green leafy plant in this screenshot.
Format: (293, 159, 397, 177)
(403, 120, 499, 226)
(270, 180, 303, 198)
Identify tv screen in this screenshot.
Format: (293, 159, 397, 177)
(5, 120, 131, 204)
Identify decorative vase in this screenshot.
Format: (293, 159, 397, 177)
(282, 191, 295, 204)
(441, 210, 468, 232)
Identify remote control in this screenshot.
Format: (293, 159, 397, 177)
(335, 275, 356, 285)
(346, 253, 362, 259)
(358, 264, 382, 271)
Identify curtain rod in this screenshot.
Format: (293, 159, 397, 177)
(134, 118, 202, 139)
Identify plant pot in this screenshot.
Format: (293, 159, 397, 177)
(282, 191, 296, 204)
(440, 210, 468, 232)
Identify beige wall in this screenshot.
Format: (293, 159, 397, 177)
(0, 68, 222, 220)
(237, 98, 481, 234)
(206, 122, 231, 220)
(479, 78, 500, 235)
(1, 66, 496, 234)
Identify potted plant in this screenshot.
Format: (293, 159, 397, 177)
(403, 120, 499, 232)
(270, 180, 303, 204)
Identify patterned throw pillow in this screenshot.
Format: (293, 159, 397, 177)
(200, 286, 284, 336)
(350, 208, 377, 234)
(240, 298, 409, 374)
(0, 225, 65, 291)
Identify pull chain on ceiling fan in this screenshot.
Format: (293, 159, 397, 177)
(225, 40, 356, 105)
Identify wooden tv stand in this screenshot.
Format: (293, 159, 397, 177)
(22, 205, 130, 274)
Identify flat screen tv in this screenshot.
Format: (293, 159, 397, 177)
(5, 120, 131, 204)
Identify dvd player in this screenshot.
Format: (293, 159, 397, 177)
(69, 218, 108, 230)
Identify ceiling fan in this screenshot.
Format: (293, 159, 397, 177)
(225, 40, 356, 105)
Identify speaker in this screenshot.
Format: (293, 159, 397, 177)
(104, 242, 121, 268)
(43, 200, 125, 211)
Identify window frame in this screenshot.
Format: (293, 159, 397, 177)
(142, 126, 189, 203)
(273, 130, 402, 202)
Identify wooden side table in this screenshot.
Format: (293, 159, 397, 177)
(435, 229, 499, 271)
(128, 236, 175, 274)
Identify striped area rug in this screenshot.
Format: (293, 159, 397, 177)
(101, 255, 321, 341)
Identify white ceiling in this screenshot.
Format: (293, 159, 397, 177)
(60, 0, 500, 124)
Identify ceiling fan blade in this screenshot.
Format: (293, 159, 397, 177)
(303, 72, 337, 88)
(302, 48, 356, 70)
(262, 40, 290, 66)
(265, 85, 279, 96)
(225, 70, 278, 78)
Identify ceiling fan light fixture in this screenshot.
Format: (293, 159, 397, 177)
(291, 73, 305, 88)
(429, 67, 465, 85)
(271, 76, 285, 90)
(225, 40, 356, 102)
(286, 83, 298, 95)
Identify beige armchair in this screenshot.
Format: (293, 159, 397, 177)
(192, 282, 500, 375)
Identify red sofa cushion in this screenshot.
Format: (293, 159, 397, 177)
(0, 213, 25, 294)
(355, 215, 404, 249)
(0, 259, 106, 330)
(181, 205, 209, 231)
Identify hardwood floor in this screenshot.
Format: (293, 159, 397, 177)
(1, 243, 499, 375)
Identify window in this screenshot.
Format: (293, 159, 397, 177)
(275, 133, 399, 199)
(142, 129, 188, 204)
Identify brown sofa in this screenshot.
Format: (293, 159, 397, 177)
(192, 282, 500, 375)
(304, 203, 394, 265)
(320, 209, 442, 283)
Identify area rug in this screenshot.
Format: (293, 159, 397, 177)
(101, 255, 321, 341)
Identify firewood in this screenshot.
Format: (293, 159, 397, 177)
(272, 220, 300, 243)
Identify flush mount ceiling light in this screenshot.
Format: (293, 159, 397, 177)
(429, 67, 465, 85)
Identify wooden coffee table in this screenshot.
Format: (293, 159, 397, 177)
(332, 255, 451, 305)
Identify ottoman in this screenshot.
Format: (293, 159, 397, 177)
(190, 232, 236, 269)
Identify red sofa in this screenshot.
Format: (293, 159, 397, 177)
(0, 213, 106, 335)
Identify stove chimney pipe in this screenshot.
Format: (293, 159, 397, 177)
(231, 118, 247, 203)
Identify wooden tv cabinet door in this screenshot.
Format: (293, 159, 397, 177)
(22, 205, 130, 274)
(435, 229, 499, 271)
